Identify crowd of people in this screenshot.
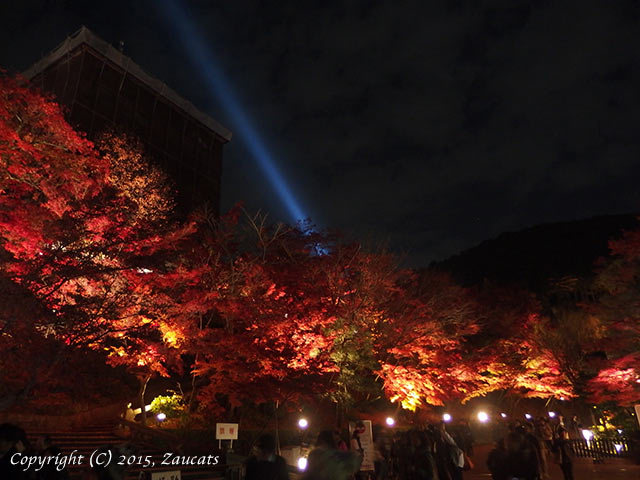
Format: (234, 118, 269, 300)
(486, 415, 580, 480)
(244, 414, 584, 480)
(2, 413, 586, 480)
(0, 423, 70, 479)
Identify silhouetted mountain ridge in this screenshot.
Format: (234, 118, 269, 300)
(433, 214, 639, 292)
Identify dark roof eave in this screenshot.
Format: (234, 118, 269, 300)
(23, 26, 232, 143)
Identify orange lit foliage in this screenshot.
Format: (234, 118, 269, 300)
(375, 271, 482, 409)
(377, 278, 574, 410)
(188, 218, 574, 413)
(587, 228, 640, 405)
(468, 286, 574, 401)
(191, 217, 342, 411)
(0, 75, 191, 408)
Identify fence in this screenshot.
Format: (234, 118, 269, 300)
(570, 438, 631, 458)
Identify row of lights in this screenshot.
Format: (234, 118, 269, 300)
(298, 416, 396, 429)
(442, 411, 560, 423)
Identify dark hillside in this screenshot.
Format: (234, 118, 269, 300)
(433, 214, 639, 292)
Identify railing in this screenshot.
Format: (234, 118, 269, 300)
(117, 418, 185, 453)
(0, 401, 124, 430)
(569, 438, 631, 458)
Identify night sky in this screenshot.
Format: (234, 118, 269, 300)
(1, 1, 639, 266)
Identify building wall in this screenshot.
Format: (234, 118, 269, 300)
(31, 45, 224, 213)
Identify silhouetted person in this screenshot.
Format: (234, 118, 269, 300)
(567, 416, 582, 441)
(456, 420, 474, 457)
(436, 422, 464, 480)
(303, 430, 362, 480)
(333, 430, 348, 452)
(245, 434, 289, 480)
(505, 431, 540, 480)
(36, 435, 70, 480)
(486, 439, 509, 480)
(553, 428, 574, 480)
(0, 423, 28, 480)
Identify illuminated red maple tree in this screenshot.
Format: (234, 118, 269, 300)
(586, 228, 640, 405)
(188, 216, 342, 413)
(0, 75, 192, 413)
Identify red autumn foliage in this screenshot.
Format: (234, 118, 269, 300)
(0, 74, 193, 410)
(587, 228, 640, 405)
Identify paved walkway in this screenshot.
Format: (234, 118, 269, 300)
(466, 460, 640, 479)
(465, 443, 640, 480)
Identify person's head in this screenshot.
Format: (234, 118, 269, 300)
(316, 430, 337, 449)
(0, 423, 27, 454)
(37, 435, 53, 450)
(557, 428, 569, 440)
(354, 420, 365, 435)
(505, 432, 524, 452)
(0, 423, 16, 454)
(256, 434, 276, 455)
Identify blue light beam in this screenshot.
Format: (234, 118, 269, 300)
(157, 0, 308, 224)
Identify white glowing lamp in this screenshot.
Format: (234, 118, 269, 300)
(615, 444, 623, 453)
(501, 413, 508, 418)
(297, 457, 308, 471)
(524, 413, 532, 420)
(443, 413, 452, 423)
(581, 429, 594, 441)
(156, 413, 166, 421)
(477, 411, 489, 423)
(386, 417, 395, 426)
(548, 411, 556, 418)
(298, 418, 309, 429)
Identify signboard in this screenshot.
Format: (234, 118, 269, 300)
(349, 420, 374, 472)
(216, 423, 239, 440)
(635, 405, 640, 429)
(151, 471, 181, 480)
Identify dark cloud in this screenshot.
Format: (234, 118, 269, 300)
(1, 0, 639, 266)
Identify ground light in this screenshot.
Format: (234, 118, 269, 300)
(525, 414, 532, 420)
(582, 429, 594, 442)
(156, 413, 166, 422)
(298, 418, 308, 429)
(443, 413, 452, 423)
(615, 444, 623, 453)
(500, 413, 508, 419)
(386, 417, 395, 426)
(548, 411, 557, 418)
(297, 457, 307, 471)
(477, 412, 489, 423)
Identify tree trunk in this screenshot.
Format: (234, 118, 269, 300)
(188, 353, 199, 413)
(138, 374, 151, 426)
(274, 400, 280, 455)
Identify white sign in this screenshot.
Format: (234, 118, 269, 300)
(635, 405, 640, 429)
(151, 471, 181, 480)
(349, 420, 375, 472)
(216, 422, 239, 440)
